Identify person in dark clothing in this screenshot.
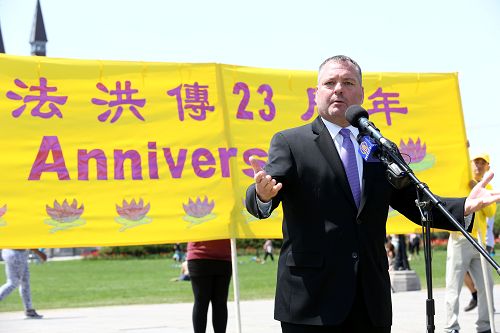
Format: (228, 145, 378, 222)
(187, 239, 232, 333)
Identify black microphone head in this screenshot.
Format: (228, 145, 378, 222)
(345, 105, 369, 128)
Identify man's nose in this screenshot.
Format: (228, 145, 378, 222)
(333, 82, 343, 94)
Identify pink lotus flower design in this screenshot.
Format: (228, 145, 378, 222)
(399, 138, 426, 163)
(388, 205, 399, 217)
(0, 204, 6, 218)
(44, 199, 85, 233)
(46, 199, 84, 222)
(0, 204, 6, 227)
(182, 196, 216, 227)
(183, 196, 215, 218)
(116, 199, 150, 221)
(115, 198, 153, 231)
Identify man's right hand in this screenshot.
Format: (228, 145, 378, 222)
(250, 156, 282, 203)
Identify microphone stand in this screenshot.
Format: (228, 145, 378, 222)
(415, 189, 436, 333)
(376, 141, 500, 333)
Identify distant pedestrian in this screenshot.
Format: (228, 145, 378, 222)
(263, 239, 274, 262)
(173, 243, 185, 262)
(408, 233, 421, 259)
(0, 249, 47, 319)
(385, 238, 396, 271)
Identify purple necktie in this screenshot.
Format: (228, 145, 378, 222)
(339, 128, 361, 207)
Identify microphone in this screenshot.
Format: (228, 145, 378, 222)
(346, 105, 411, 189)
(345, 105, 394, 150)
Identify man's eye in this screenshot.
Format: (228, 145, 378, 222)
(344, 81, 354, 86)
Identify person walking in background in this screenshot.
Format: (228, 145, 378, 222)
(385, 237, 396, 271)
(187, 239, 232, 333)
(263, 239, 274, 262)
(245, 55, 500, 333)
(444, 153, 496, 333)
(172, 243, 185, 262)
(408, 233, 421, 260)
(0, 249, 47, 319)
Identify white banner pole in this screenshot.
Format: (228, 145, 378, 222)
(477, 230, 496, 333)
(230, 238, 242, 333)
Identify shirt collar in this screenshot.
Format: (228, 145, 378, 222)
(320, 117, 359, 139)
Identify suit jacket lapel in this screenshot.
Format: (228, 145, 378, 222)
(312, 117, 357, 211)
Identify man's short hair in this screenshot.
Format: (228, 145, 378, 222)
(319, 55, 362, 84)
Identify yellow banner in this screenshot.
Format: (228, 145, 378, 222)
(0, 54, 469, 248)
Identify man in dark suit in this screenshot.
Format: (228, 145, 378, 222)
(245, 55, 500, 333)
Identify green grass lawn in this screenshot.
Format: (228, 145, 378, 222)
(0, 255, 277, 312)
(409, 250, 500, 288)
(409, 250, 453, 288)
(0, 252, 498, 312)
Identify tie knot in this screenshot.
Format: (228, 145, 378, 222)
(340, 128, 351, 139)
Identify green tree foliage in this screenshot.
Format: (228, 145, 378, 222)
(98, 244, 175, 258)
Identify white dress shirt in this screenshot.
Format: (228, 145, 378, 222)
(257, 116, 364, 213)
(320, 117, 363, 191)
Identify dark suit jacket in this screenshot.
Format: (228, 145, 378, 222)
(246, 117, 468, 327)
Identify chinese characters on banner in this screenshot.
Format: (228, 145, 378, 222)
(6, 77, 408, 125)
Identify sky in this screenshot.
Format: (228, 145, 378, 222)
(1, 0, 500, 185)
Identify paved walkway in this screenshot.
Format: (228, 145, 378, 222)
(0, 286, 498, 333)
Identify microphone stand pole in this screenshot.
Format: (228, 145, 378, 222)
(415, 188, 436, 333)
(377, 143, 500, 333)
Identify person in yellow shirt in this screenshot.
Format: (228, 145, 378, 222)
(444, 153, 496, 333)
